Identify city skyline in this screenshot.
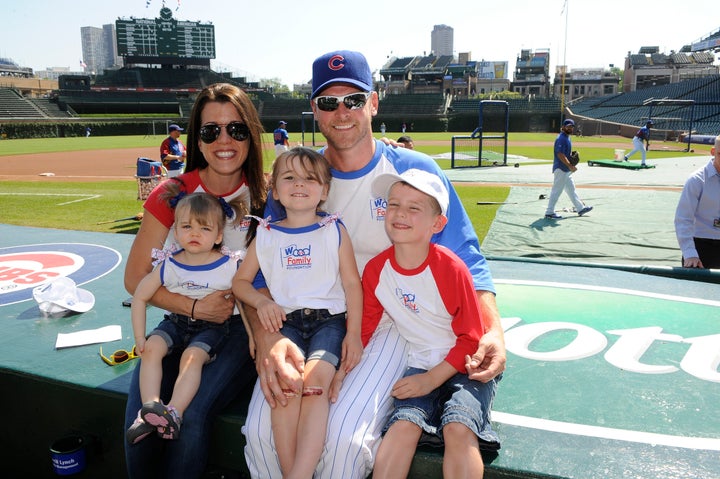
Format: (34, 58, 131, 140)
(2, 0, 718, 89)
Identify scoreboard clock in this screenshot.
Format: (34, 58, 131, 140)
(116, 7, 215, 60)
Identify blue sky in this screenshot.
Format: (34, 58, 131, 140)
(2, 0, 717, 89)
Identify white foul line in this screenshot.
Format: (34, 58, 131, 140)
(493, 411, 720, 451)
(0, 192, 102, 206)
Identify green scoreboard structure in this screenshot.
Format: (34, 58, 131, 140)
(116, 7, 215, 66)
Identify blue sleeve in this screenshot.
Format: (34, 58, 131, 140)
(384, 145, 495, 293)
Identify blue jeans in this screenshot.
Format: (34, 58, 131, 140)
(151, 313, 229, 359)
(124, 314, 256, 479)
(385, 367, 501, 450)
(281, 308, 346, 368)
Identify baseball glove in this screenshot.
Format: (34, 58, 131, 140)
(569, 150, 580, 166)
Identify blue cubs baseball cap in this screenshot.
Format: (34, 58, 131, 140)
(563, 119, 575, 127)
(311, 50, 373, 99)
(168, 124, 184, 132)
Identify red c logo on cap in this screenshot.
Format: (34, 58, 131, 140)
(328, 55, 345, 71)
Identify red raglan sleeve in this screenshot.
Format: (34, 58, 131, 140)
(432, 246, 485, 372)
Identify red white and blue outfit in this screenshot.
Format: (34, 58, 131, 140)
(124, 168, 256, 479)
(361, 243, 500, 449)
(160, 136, 186, 178)
(253, 213, 348, 367)
(149, 252, 239, 358)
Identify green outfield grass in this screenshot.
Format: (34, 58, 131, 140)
(1, 132, 706, 240)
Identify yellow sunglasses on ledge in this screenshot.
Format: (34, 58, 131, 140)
(100, 345, 139, 366)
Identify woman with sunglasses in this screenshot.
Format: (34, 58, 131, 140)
(123, 83, 265, 479)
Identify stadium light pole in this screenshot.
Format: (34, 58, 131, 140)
(560, 0, 569, 124)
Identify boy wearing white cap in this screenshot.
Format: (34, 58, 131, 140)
(365, 169, 499, 478)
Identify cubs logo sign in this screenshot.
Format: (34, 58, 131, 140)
(0, 243, 122, 306)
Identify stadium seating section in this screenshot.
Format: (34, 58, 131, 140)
(569, 76, 720, 135)
(1, 67, 719, 135)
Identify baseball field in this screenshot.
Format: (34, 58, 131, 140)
(0, 132, 708, 240)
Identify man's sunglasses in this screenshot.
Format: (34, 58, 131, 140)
(100, 345, 139, 366)
(313, 92, 371, 112)
(199, 122, 250, 144)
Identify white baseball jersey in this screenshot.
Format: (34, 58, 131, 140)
(254, 215, 347, 315)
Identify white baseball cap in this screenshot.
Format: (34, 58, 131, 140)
(371, 168, 449, 216)
(33, 277, 95, 314)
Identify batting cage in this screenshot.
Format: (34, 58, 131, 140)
(301, 111, 317, 147)
(644, 98, 695, 152)
(451, 100, 509, 168)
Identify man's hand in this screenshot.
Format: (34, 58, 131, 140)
(254, 330, 305, 408)
(683, 256, 703, 268)
(378, 137, 404, 148)
(329, 369, 346, 404)
(465, 329, 506, 382)
(193, 289, 234, 323)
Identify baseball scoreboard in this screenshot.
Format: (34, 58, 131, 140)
(116, 7, 215, 60)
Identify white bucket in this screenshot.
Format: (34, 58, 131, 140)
(614, 149, 625, 161)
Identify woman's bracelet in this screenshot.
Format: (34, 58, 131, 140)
(190, 299, 198, 322)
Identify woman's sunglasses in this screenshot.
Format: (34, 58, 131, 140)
(100, 345, 139, 366)
(313, 92, 371, 112)
(199, 122, 250, 144)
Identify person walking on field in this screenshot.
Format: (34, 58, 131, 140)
(544, 119, 593, 220)
(624, 120, 653, 166)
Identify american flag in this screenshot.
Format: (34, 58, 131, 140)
(80, 59, 87, 69)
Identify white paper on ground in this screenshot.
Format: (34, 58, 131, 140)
(55, 325, 122, 349)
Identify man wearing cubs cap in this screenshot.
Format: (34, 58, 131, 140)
(160, 123, 186, 178)
(244, 50, 505, 479)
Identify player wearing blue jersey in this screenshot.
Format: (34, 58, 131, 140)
(624, 120, 653, 166)
(273, 121, 290, 157)
(243, 50, 506, 479)
(544, 119, 593, 219)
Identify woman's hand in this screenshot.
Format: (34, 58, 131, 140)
(191, 289, 235, 323)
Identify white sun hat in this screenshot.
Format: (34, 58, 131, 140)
(33, 277, 95, 314)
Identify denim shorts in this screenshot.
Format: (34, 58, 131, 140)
(280, 308, 346, 368)
(384, 366, 502, 450)
(149, 313, 230, 360)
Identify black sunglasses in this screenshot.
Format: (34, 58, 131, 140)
(313, 92, 371, 112)
(199, 122, 250, 144)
